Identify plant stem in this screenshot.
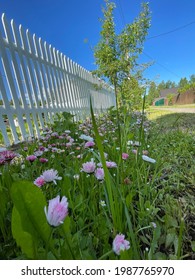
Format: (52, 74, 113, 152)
(99, 250, 113, 260)
(45, 228, 54, 259)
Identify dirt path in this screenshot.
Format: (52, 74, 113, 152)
(152, 107, 195, 113)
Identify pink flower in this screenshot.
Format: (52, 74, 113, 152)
(69, 137, 75, 143)
(34, 176, 45, 187)
(51, 132, 58, 137)
(26, 155, 37, 162)
(112, 234, 130, 255)
(132, 149, 137, 155)
(66, 142, 72, 148)
(44, 195, 68, 227)
(106, 161, 117, 168)
(41, 169, 62, 184)
(122, 153, 129, 160)
(0, 150, 16, 161)
(82, 161, 96, 173)
(95, 168, 104, 180)
(84, 141, 95, 148)
(0, 158, 5, 165)
(39, 158, 48, 163)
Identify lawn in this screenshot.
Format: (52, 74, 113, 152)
(153, 104, 195, 108)
(147, 108, 195, 132)
(0, 107, 194, 260)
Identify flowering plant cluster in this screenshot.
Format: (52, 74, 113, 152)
(1, 107, 188, 261)
(0, 150, 17, 164)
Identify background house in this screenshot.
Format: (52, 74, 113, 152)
(159, 87, 179, 98)
(153, 87, 178, 106)
(153, 87, 195, 106)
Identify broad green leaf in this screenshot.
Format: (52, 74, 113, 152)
(11, 181, 53, 256)
(12, 206, 37, 259)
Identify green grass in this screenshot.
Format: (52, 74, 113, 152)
(145, 109, 195, 259)
(146, 107, 195, 132)
(146, 108, 173, 120)
(153, 104, 195, 108)
(0, 107, 195, 260)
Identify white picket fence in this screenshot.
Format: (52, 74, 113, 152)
(0, 13, 115, 147)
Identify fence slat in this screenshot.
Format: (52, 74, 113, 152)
(11, 19, 35, 138)
(61, 54, 74, 112)
(1, 14, 27, 142)
(43, 41, 55, 111)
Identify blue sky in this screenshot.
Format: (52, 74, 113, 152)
(0, 0, 195, 85)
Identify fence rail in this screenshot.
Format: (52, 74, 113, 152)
(0, 13, 115, 147)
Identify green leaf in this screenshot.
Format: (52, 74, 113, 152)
(0, 185, 7, 219)
(125, 193, 133, 206)
(148, 225, 161, 259)
(139, 235, 150, 246)
(61, 216, 71, 233)
(154, 252, 167, 260)
(191, 241, 195, 252)
(12, 206, 37, 259)
(61, 176, 72, 197)
(165, 232, 176, 248)
(165, 216, 178, 228)
(90, 98, 114, 218)
(0, 184, 8, 239)
(11, 181, 53, 257)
